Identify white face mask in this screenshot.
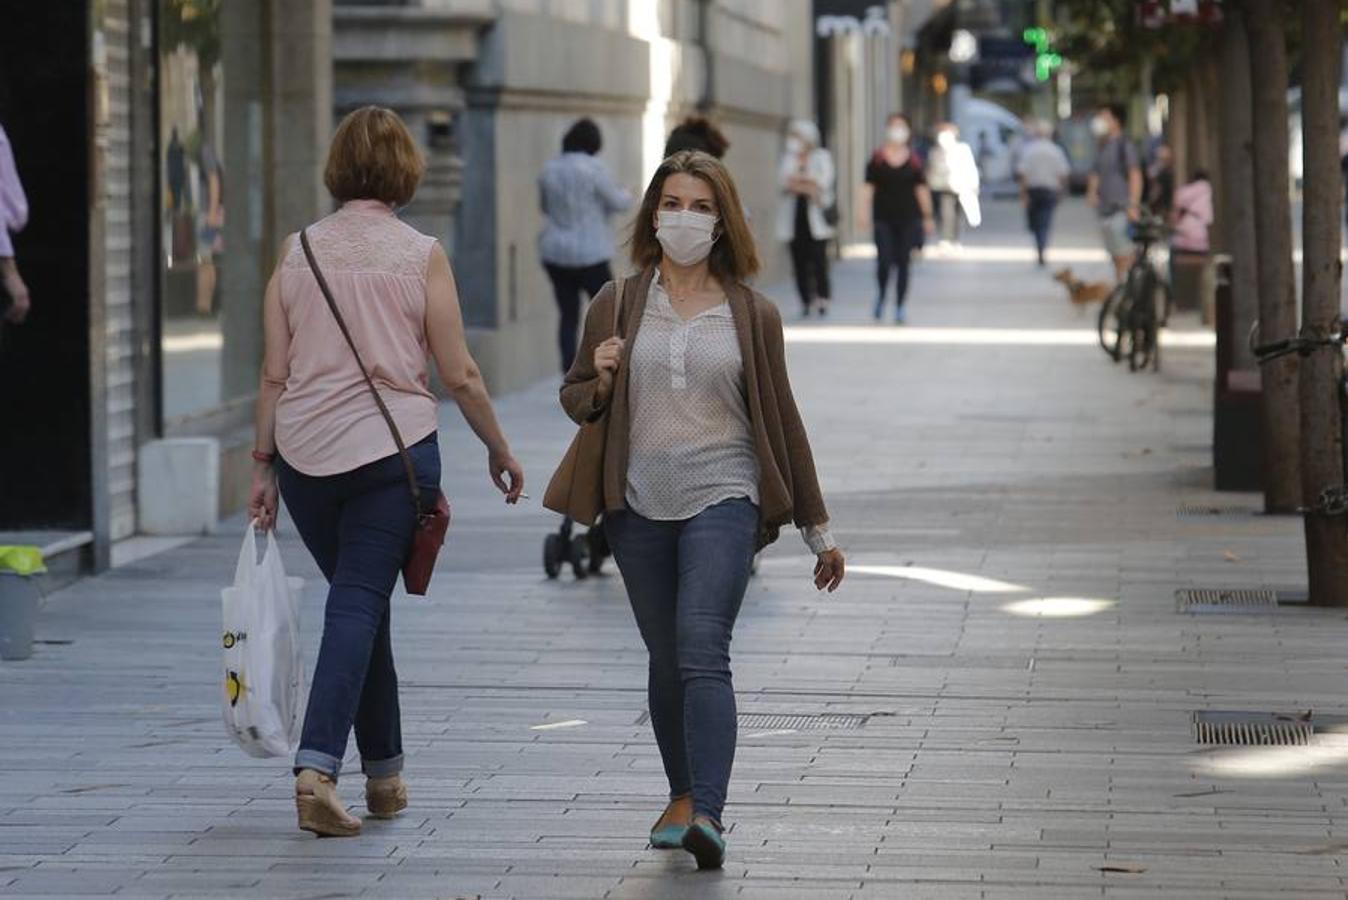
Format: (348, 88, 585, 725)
(656, 209, 718, 267)
(785, 135, 805, 155)
(1090, 116, 1110, 138)
(888, 123, 910, 145)
(937, 131, 956, 148)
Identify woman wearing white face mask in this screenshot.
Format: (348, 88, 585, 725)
(559, 150, 845, 870)
(859, 113, 934, 324)
(776, 119, 835, 317)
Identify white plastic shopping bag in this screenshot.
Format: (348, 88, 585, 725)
(221, 521, 306, 758)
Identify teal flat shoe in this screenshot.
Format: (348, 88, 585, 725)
(682, 818, 725, 870)
(649, 823, 688, 849)
(650, 794, 691, 850)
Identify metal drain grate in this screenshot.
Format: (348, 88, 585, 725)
(1193, 711, 1313, 746)
(636, 711, 867, 730)
(1176, 588, 1279, 613)
(737, 713, 868, 731)
(1176, 504, 1258, 518)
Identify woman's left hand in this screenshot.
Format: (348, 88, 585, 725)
(814, 548, 845, 592)
(248, 463, 278, 531)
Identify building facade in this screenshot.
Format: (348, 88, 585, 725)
(0, 0, 813, 571)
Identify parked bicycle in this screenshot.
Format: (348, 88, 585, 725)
(1251, 321, 1348, 516)
(1097, 211, 1173, 372)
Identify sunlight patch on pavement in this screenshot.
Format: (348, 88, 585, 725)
(1193, 730, 1348, 778)
(847, 564, 1028, 594)
(1001, 597, 1116, 617)
(783, 325, 1215, 349)
(530, 719, 587, 731)
(840, 243, 1109, 264)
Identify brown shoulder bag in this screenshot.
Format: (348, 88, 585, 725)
(299, 229, 450, 596)
(543, 277, 625, 526)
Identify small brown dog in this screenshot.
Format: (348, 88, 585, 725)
(1053, 268, 1112, 305)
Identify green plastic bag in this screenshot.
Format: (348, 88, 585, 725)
(0, 547, 47, 577)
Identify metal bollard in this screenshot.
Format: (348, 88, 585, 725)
(0, 572, 39, 661)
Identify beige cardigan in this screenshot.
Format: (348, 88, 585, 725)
(560, 266, 829, 547)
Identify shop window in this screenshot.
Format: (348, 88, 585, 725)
(158, 0, 264, 426)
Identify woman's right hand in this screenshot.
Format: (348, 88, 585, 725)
(593, 336, 625, 401)
(248, 463, 278, 532)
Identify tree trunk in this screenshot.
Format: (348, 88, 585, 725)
(1170, 79, 1191, 183)
(1246, 0, 1300, 513)
(1195, 52, 1219, 232)
(1217, 7, 1258, 371)
(1298, 0, 1348, 606)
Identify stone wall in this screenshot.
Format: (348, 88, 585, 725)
(448, 0, 814, 393)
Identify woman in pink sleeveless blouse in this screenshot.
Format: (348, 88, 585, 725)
(248, 107, 524, 837)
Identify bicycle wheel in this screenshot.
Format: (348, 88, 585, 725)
(1127, 270, 1160, 372)
(1098, 285, 1129, 362)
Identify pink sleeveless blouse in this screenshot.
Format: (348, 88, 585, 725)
(274, 200, 439, 476)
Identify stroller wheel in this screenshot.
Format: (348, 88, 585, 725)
(543, 533, 563, 579)
(569, 534, 591, 580)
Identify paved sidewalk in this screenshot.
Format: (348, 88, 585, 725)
(3, 199, 1343, 899)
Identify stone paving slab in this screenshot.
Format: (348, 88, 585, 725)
(4, 200, 1346, 898)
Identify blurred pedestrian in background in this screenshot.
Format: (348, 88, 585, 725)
(664, 116, 731, 159)
(860, 113, 934, 324)
(0, 120, 30, 328)
(561, 150, 844, 870)
(195, 123, 224, 316)
(776, 119, 835, 318)
(1086, 104, 1142, 283)
(248, 107, 524, 838)
(538, 117, 633, 373)
(1016, 119, 1071, 267)
(927, 123, 980, 248)
(1169, 169, 1212, 255)
(1146, 142, 1175, 219)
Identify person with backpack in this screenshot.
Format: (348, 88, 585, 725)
(859, 113, 934, 324)
(1086, 104, 1142, 283)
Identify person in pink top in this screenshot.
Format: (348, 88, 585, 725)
(1170, 170, 1213, 254)
(0, 123, 31, 326)
(247, 107, 525, 837)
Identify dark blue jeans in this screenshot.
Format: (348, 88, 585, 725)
(605, 497, 759, 825)
(1026, 188, 1059, 263)
(276, 432, 441, 780)
(873, 219, 919, 318)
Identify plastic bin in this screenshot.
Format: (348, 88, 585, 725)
(0, 547, 46, 661)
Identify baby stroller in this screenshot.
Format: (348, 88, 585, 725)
(543, 515, 610, 579)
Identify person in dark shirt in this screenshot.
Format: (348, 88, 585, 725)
(860, 113, 934, 324)
(1146, 142, 1175, 218)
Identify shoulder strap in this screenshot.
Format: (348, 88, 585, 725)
(299, 229, 422, 512)
(612, 275, 626, 336)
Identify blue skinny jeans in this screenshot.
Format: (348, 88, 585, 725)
(605, 497, 759, 825)
(276, 432, 440, 780)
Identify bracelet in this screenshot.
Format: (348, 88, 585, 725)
(251, 450, 275, 464)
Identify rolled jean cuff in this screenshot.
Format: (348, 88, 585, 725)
(361, 754, 404, 778)
(294, 748, 343, 780)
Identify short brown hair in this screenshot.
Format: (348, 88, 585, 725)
(324, 106, 424, 207)
(629, 151, 760, 283)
